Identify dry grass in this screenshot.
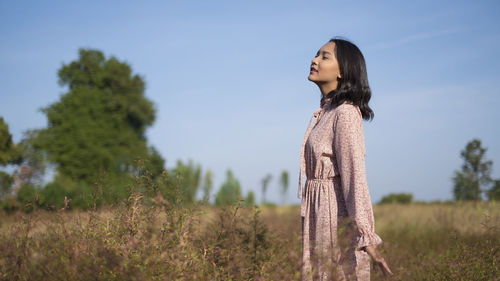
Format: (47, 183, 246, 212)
(0, 196, 499, 280)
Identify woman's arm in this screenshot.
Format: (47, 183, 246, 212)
(333, 104, 383, 251)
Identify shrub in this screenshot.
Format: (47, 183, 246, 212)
(379, 192, 413, 204)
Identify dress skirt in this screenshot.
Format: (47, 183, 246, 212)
(301, 178, 371, 281)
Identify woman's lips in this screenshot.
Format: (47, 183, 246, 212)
(310, 68, 318, 73)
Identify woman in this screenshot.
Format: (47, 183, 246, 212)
(298, 38, 393, 280)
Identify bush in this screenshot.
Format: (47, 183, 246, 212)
(0, 195, 20, 213)
(38, 173, 136, 211)
(379, 192, 413, 204)
(16, 183, 38, 212)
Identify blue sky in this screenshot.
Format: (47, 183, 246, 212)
(1, 0, 499, 204)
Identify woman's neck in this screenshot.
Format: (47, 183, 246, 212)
(317, 81, 339, 98)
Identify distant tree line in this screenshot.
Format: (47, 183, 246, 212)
(378, 138, 500, 204)
(213, 170, 290, 207)
(379, 193, 413, 204)
(3, 48, 496, 213)
(0, 48, 290, 213)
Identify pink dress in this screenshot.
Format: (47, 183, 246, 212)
(298, 97, 383, 281)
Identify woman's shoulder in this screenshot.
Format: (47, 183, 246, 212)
(334, 102, 362, 118)
(332, 102, 364, 134)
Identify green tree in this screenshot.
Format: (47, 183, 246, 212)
(487, 180, 500, 201)
(13, 130, 47, 188)
(167, 159, 201, 204)
(0, 117, 22, 166)
(34, 48, 163, 186)
(0, 117, 23, 200)
(245, 190, 255, 207)
(202, 169, 213, 204)
(452, 139, 493, 201)
(261, 174, 272, 204)
(215, 170, 242, 206)
(280, 170, 289, 205)
(140, 146, 165, 180)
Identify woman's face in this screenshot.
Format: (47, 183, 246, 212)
(308, 42, 341, 87)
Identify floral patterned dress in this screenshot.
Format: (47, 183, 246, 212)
(298, 97, 383, 281)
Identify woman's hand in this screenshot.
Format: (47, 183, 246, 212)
(363, 245, 393, 277)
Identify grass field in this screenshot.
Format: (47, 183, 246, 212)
(0, 195, 499, 280)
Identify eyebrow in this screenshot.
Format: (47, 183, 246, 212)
(317, 50, 332, 55)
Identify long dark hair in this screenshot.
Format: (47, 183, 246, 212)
(322, 38, 374, 121)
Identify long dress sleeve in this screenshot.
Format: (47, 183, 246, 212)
(333, 104, 383, 251)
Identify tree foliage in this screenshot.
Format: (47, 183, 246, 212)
(34, 48, 162, 185)
(0, 117, 22, 166)
(13, 130, 47, 188)
(280, 170, 289, 205)
(202, 169, 213, 203)
(487, 180, 500, 201)
(0, 171, 13, 200)
(168, 159, 201, 205)
(215, 170, 242, 206)
(261, 174, 272, 204)
(245, 190, 256, 207)
(141, 146, 165, 180)
(0, 117, 26, 200)
(452, 139, 493, 201)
